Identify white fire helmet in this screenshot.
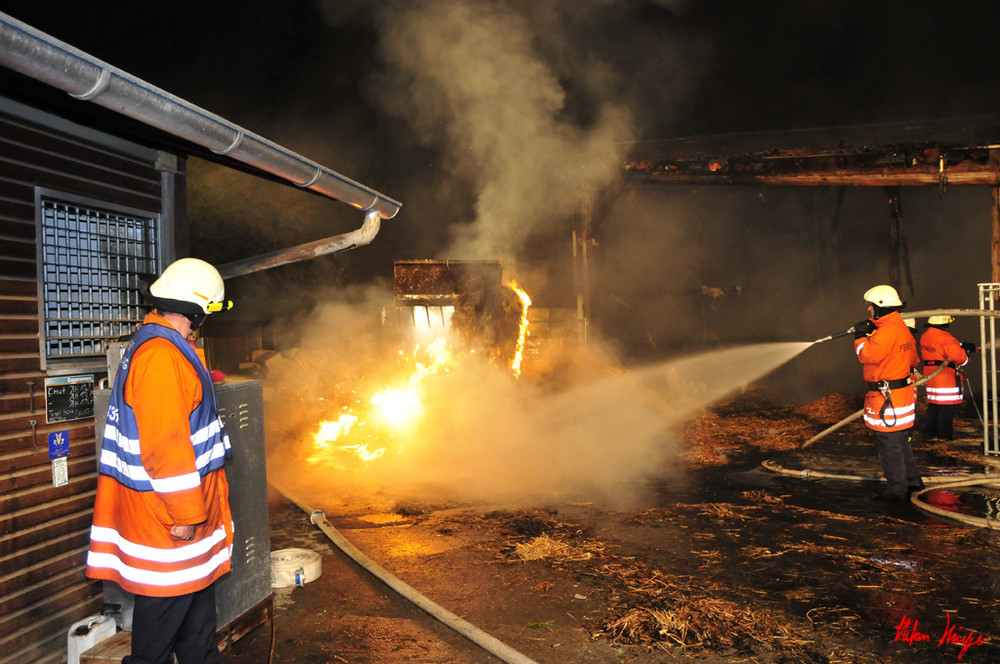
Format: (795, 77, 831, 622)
(144, 258, 232, 316)
(863, 285, 903, 308)
(928, 315, 955, 325)
(903, 318, 916, 329)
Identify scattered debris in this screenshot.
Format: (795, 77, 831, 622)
(511, 534, 602, 563)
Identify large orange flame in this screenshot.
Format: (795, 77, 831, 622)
(308, 282, 532, 467)
(308, 338, 454, 465)
(509, 282, 532, 378)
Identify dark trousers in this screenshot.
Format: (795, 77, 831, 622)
(124, 584, 221, 664)
(873, 428, 922, 499)
(923, 402, 959, 440)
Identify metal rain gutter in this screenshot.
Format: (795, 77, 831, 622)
(0, 12, 401, 271)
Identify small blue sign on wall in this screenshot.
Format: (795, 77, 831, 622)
(48, 430, 69, 459)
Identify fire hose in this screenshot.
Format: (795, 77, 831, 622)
(800, 361, 951, 449)
(761, 458, 977, 485)
(271, 484, 542, 664)
(763, 458, 1000, 529)
(909, 476, 1000, 529)
(270, 548, 323, 588)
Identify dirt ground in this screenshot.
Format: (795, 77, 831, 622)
(225, 389, 1000, 664)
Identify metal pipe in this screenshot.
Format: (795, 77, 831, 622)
(902, 308, 1000, 320)
(814, 308, 1000, 346)
(217, 210, 380, 279)
(0, 12, 401, 220)
(978, 284, 1000, 456)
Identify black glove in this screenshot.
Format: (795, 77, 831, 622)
(853, 319, 876, 339)
(961, 341, 978, 354)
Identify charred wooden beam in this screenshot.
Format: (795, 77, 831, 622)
(392, 259, 503, 306)
(626, 146, 1000, 187)
(627, 167, 1000, 187)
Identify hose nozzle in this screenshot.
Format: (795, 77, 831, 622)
(812, 325, 856, 345)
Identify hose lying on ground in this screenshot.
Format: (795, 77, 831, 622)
(910, 476, 1000, 529)
(762, 458, 979, 485)
(271, 483, 542, 664)
(763, 460, 1000, 527)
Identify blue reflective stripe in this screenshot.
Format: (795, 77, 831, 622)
(101, 323, 231, 491)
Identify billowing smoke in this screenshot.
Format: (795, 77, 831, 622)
(362, 0, 633, 266)
(260, 1, 709, 508)
(263, 284, 683, 510)
(312, 0, 707, 281)
(263, 284, 817, 510)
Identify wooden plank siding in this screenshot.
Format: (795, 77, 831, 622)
(0, 97, 179, 664)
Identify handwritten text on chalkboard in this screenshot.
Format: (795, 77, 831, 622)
(45, 375, 94, 424)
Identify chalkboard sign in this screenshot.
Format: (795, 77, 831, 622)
(45, 375, 95, 424)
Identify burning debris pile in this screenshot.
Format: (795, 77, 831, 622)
(266, 259, 543, 489)
(393, 259, 531, 372)
(270, 303, 844, 509)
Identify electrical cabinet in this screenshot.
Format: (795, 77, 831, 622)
(213, 377, 271, 628)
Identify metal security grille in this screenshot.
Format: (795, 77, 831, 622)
(39, 197, 159, 364)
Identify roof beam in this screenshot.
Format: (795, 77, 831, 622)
(627, 148, 1000, 187)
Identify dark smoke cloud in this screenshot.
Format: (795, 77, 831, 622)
(313, 0, 706, 285)
(359, 0, 634, 264)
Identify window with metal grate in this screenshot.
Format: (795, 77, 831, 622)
(38, 196, 160, 369)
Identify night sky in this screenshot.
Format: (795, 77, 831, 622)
(3, 1, 999, 356)
(5, 1, 996, 135)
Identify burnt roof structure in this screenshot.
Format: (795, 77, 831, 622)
(624, 114, 1000, 188)
(623, 114, 1000, 286)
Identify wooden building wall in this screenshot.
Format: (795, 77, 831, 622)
(0, 97, 181, 664)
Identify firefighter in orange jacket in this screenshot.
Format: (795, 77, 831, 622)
(853, 285, 922, 503)
(86, 258, 234, 664)
(920, 315, 976, 441)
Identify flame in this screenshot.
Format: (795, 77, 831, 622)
(315, 413, 359, 441)
(309, 338, 455, 466)
(308, 282, 531, 467)
(307, 411, 367, 466)
(337, 442, 385, 462)
(509, 282, 532, 377)
(371, 388, 421, 428)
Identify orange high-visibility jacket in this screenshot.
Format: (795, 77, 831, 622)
(86, 313, 233, 597)
(855, 311, 919, 432)
(920, 326, 969, 405)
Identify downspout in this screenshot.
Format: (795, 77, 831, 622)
(217, 210, 380, 279)
(0, 12, 401, 272)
